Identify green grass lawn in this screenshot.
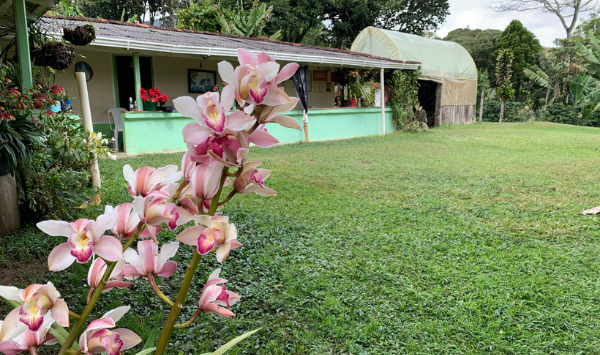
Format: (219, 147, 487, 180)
(4, 122, 600, 354)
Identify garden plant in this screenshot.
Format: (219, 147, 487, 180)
(0, 49, 300, 355)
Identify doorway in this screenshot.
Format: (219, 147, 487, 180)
(113, 55, 153, 109)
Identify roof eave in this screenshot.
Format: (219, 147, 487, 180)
(85, 36, 419, 70)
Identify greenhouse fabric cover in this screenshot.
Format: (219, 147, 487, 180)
(351, 27, 477, 106)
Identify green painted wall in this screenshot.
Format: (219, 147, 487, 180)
(121, 108, 394, 155)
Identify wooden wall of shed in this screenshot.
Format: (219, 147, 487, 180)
(439, 105, 475, 125)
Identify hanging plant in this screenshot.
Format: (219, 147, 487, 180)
(63, 24, 96, 46)
(38, 42, 76, 70)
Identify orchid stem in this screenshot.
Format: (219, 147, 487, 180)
(69, 310, 81, 320)
(154, 167, 229, 355)
(247, 120, 261, 135)
(29, 347, 38, 355)
(171, 180, 189, 202)
(218, 190, 237, 205)
(57, 226, 143, 355)
(174, 308, 202, 329)
(147, 274, 174, 306)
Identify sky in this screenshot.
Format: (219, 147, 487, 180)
(436, 0, 591, 47)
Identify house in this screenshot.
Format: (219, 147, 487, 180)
(39, 16, 421, 154)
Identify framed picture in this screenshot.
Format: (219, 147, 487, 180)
(74, 62, 93, 82)
(188, 69, 216, 93)
(307, 70, 312, 92)
(314, 82, 327, 93)
(313, 70, 328, 82)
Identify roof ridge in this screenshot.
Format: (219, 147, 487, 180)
(41, 14, 419, 65)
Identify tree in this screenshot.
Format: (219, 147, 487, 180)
(495, 48, 515, 123)
(263, 0, 325, 43)
(321, 0, 449, 49)
(215, 0, 282, 39)
(574, 12, 600, 43)
(443, 28, 503, 73)
(177, 1, 221, 32)
(493, 20, 542, 100)
(491, 0, 598, 39)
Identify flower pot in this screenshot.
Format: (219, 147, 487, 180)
(50, 101, 61, 113)
(350, 98, 358, 107)
(35, 42, 75, 70)
(0, 167, 20, 236)
(143, 101, 158, 111)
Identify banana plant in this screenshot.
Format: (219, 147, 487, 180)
(215, 0, 281, 40)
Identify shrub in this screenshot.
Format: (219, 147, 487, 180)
(481, 100, 531, 122)
(540, 103, 583, 125)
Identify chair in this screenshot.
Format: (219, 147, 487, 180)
(107, 107, 127, 150)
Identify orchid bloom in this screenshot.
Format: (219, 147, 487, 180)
(198, 269, 240, 317)
(176, 216, 241, 263)
(0, 283, 68, 342)
(233, 161, 277, 196)
(254, 97, 301, 130)
(0, 316, 56, 354)
(87, 259, 131, 302)
(185, 131, 249, 167)
(122, 241, 179, 279)
(78, 306, 142, 355)
(132, 195, 192, 241)
(107, 203, 141, 239)
(37, 211, 122, 271)
(175, 88, 253, 145)
(218, 49, 298, 106)
(123, 164, 182, 198)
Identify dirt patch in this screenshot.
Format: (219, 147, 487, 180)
(0, 259, 48, 287)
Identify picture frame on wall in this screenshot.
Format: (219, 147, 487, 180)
(188, 69, 216, 93)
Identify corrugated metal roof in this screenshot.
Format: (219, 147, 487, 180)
(40, 15, 421, 69)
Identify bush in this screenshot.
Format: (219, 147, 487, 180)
(540, 103, 584, 125)
(481, 100, 531, 122)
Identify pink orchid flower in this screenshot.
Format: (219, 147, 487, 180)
(78, 306, 141, 355)
(186, 131, 250, 168)
(198, 268, 240, 317)
(217, 49, 298, 106)
(0, 315, 56, 354)
(132, 195, 192, 241)
(0, 282, 68, 342)
(248, 124, 279, 148)
(176, 216, 241, 263)
(175, 88, 253, 144)
(106, 203, 141, 240)
(181, 153, 197, 181)
(37, 212, 122, 271)
(122, 241, 179, 279)
(123, 164, 182, 198)
(254, 97, 301, 130)
(233, 161, 277, 196)
(87, 259, 131, 302)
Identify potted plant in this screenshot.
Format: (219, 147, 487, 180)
(140, 87, 169, 111)
(347, 71, 362, 107)
(361, 79, 376, 107)
(49, 84, 72, 112)
(63, 24, 96, 46)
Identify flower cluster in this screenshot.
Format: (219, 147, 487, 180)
(49, 85, 69, 101)
(140, 87, 168, 105)
(0, 49, 300, 355)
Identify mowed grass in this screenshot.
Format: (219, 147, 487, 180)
(3, 122, 600, 354)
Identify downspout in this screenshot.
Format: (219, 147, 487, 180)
(303, 110, 308, 143)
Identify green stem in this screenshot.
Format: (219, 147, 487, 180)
(174, 308, 202, 329)
(58, 261, 118, 355)
(147, 274, 174, 306)
(247, 120, 261, 135)
(154, 167, 229, 355)
(58, 226, 142, 355)
(69, 311, 81, 320)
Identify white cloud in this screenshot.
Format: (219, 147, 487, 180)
(437, 0, 592, 47)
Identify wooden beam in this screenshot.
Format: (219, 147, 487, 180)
(13, 0, 31, 89)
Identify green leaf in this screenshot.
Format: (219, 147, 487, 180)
(133, 347, 157, 355)
(209, 327, 263, 355)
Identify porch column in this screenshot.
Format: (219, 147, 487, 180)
(133, 52, 142, 110)
(14, 0, 32, 90)
(380, 68, 385, 135)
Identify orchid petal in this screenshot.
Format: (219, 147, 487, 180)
(257, 52, 274, 64)
(122, 165, 135, 188)
(182, 122, 212, 145)
(36, 220, 76, 237)
(137, 240, 157, 275)
(113, 328, 142, 350)
(156, 261, 177, 277)
(0, 308, 27, 341)
(257, 62, 280, 82)
(220, 85, 236, 112)
(226, 111, 253, 131)
(91, 211, 118, 240)
(156, 242, 179, 273)
(273, 63, 300, 85)
(50, 299, 69, 327)
(86, 318, 115, 333)
(94, 236, 124, 261)
(262, 85, 291, 106)
(175, 226, 205, 246)
(249, 126, 279, 148)
(268, 115, 301, 130)
(242, 185, 278, 196)
(102, 306, 130, 324)
(48, 242, 77, 271)
(237, 48, 258, 66)
(218, 61, 237, 86)
(173, 96, 203, 122)
(0, 286, 21, 302)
